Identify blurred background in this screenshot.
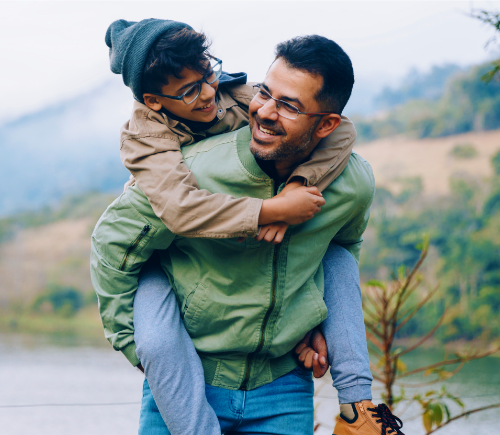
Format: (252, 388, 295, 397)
(1, 1, 500, 434)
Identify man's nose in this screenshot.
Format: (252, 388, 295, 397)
(199, 82, 216, 102)
(257, 99, 280, 122)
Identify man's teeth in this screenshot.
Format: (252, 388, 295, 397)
(198, 102, 212, 109)
(259, 125, 278, 136)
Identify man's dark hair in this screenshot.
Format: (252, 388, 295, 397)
(142, 27, 211, 94)
(275, 35, 354, 114)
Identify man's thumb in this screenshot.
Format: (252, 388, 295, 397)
(312, 331, 328, 366)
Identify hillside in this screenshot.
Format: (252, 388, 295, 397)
(355, 128, 500, 195)
(1, 128, 498, 307)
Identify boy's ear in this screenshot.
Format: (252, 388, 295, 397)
(143, 94, 163, 111)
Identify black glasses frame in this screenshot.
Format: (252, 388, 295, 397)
(252, 84, 338, 119)
(150, 57, 223, 105)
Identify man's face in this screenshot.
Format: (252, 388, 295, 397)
(249, 58, 324, 162)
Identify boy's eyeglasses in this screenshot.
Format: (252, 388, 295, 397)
(251, 84, 337, 120)
(151, 57, 223, 105)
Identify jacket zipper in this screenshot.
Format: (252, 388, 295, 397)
(241, 182, 281, 390)
(119, 224, 151, 271)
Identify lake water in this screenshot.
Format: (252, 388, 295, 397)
(0, 334, 499, 435)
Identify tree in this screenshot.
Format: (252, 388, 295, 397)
(363, 237, 500, 433)
(472, 9, 500, 82)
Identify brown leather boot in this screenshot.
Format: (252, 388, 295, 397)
(333, 401, 404, 435)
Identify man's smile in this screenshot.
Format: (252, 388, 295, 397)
(251, 115, 285, 144)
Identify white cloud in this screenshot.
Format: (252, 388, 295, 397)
(0, 0, 497, 123)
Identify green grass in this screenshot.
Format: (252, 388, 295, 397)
(0, 307, 108, 345)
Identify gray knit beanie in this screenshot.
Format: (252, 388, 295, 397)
(105, 19, 193, 103)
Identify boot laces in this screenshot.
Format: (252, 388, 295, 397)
(367, 404, 404, 435)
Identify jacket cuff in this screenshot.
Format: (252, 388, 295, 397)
(121, 341, 140, 366)
(245, 198, 263, 237)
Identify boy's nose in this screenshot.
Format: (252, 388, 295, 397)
(257, 99, 280, 122)
(199, 82, 216, 103)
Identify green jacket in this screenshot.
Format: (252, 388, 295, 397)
(90, 126, 374, 390)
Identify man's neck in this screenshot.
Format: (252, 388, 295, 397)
(256, 157, 307, 185)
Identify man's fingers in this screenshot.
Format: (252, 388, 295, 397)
(303, 349, 315, 369)
(295, 342, 307, 355)
(312, 354, 328, 378)
(312, 330, 328, 366)
(298, 347, 314, 364)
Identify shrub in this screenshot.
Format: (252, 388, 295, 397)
(32, 285, 84, 317)
(450, 143, 478, 159)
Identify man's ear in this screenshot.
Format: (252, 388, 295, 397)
(143, 94, 163, 111)
(314, 114, 341, 139)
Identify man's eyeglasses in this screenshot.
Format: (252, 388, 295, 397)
(151, 57, 223, 105)
(252, 84, 337, 120)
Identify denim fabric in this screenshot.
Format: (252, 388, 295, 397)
(134, 257, 221, 435)
(320, 244, 373, 404)
(139, 367, 314, 435)
(133, 244, 372, 435)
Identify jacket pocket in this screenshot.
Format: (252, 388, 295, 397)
(182, 282, 208, 335)
(306, 277, 328, 324)
(92, 194, 156, 272)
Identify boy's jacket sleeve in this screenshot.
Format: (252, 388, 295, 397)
(289, 116, 357, 192)
(120, 102, 262, 239)
(90, 185, 175, 366)
(120, 97, 357, 239)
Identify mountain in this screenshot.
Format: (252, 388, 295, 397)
(0, 80, 133, 216)
(354, 61, 500, 143)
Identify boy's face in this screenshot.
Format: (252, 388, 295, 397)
(143, 66, 218, 123)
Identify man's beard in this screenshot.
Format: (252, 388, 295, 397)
(249, 115, 320, 162)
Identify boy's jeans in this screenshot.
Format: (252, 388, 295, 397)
(139, 366, 314, 435)
(134, 244, 372, 435)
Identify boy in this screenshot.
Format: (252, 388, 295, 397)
(94, 18, 404, 435)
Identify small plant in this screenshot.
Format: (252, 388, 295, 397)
(449, 143, 478, 159)
(363, 236, 500, 433)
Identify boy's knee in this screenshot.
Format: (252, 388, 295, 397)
(325, 243, 357, 270)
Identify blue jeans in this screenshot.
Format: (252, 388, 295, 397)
(139, 367, 314, 435)
(134, 244, 372, 435)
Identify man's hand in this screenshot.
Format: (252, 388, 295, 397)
(294, 328, 329, 378)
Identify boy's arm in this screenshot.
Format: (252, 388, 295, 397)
(90, 185, 174, 366)
(289, 115, 357, 192)
(121, 130, 262, 239)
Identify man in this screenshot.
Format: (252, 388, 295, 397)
(91, 34, 404, 435)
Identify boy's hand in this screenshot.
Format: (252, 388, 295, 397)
(255, 222, 289, 244)
(238, 222, 289, 244)
(282, 186, 325, 225)
(294, 328, 329, 378)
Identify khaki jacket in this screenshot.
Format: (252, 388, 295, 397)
(120, 84, 356, 238)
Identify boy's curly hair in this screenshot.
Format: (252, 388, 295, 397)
(142, 27, 212, 94)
